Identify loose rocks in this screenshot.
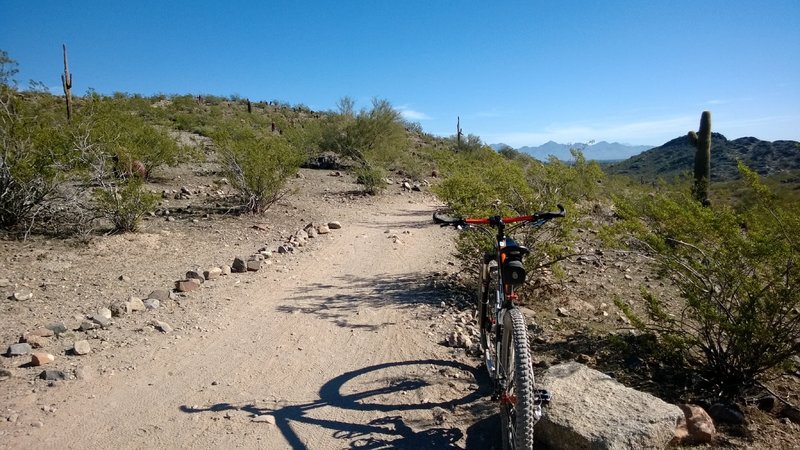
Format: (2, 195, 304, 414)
(672, 404, 716, 445)
(176, 279, 201, 292)
(40, 369, 68, 381)
(72, 340, 91, 355)
(12, 290, 33, 301)
(204, 267, 222, 281)
(31, 352, 55, 366)
(152, 320, 173, 333)
(143, 299, 160, 310)
(7, 343, 32, 356)
(232, 257, 247, 273)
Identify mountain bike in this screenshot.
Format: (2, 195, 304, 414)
(434, 205, 565, 450)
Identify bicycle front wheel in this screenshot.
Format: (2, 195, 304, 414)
(499, 307, 535, 450)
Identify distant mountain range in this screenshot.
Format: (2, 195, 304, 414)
(490, 141, 654, 161)
(605, 133, 800, 181)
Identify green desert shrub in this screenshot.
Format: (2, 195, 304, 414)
(81, 94, 190, 178)
(353, 164, 387, 195)
(93, 177, 158, 232)
(0, 65, 72, 229)
(610, 162, 800, 398)
(320, 97, 408, 179)
(214, 125, 304, 213)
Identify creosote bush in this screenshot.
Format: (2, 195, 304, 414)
(214, 124, 304, 213)
(609, 163, 800, 399)
(353, 164, 386, 195)
(93, 178, 158, 232)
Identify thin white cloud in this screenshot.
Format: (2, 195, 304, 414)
(398, 106, 431, 121)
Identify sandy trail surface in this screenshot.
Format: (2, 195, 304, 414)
(3, 195, 495, 449)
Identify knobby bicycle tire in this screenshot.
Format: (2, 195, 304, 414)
(499, 307, 535, 450)
(477, 262, 491, 352)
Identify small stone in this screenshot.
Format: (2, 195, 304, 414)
(22, 334, 48, 349)
(328, 221, 342, 230)
(0, 278, 10, 287)
(148, 290, 171, 302)
(782, 406, 800, 424)
(127, 297, 146, 312)
(757, 396, 776, 412)
(0, 369, 12, 381)
(709, 403, 745, 425)
(46, 322, 68, 335)
(232, 257, 247, 273)
(40, 369, 68, 381)
(12, 290, 33, 301)
(246, 260, 262, 271)
(110, 302, 128, 317)
(252, 414, 276, 424)
(576, 354, 592, 364)
(317, 224, 330, 234)
(152, 320, 173, 333)
(29, 327, 55, 338)
(204, 267, 222, 281)
(143, 299, 160, 310)
(79, 321, 97, 331)
(73, 340, 91, 355)
(118, 275, 131, 282)
(74, 366, 93, 381)
(97, 307, 113, 320)
(7, 343, 32, 356)
(186, 271, 205, 284)
(221, 265, 232, 276)
(557, 307, 570, 317)
(31, 352, 55, 366)
(176, 280, 201, 292)
(91, 314, 111, 328)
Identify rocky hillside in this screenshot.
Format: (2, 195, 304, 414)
(605, 133, 800, 181)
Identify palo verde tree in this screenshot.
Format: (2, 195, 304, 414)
(320, 97, 408, 194)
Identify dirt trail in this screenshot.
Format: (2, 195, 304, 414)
(4, 196, 494, 449)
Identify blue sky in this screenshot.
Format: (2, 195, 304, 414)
(2, 1, 798, 147)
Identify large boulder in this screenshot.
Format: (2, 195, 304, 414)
(536, 362, 682, 450)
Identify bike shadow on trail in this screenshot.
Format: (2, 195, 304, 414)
(180, 359, 494, 449)
(277, 272, 472, 331)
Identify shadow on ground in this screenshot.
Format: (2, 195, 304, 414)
(181, 359, 497, 449)
(277, 273, 472, 330)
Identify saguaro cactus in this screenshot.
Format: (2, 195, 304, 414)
(456, 116, 463, 147)
(688, 111, 712, 206)
(247, 99, 252, 114)
(61, 44, 73, 122)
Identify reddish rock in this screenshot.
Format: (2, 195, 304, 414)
(175, 279, 201, 292)
(31, 352, 54, 366)
(22, 334, 48, 349)
(672, 404, 716, 445)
